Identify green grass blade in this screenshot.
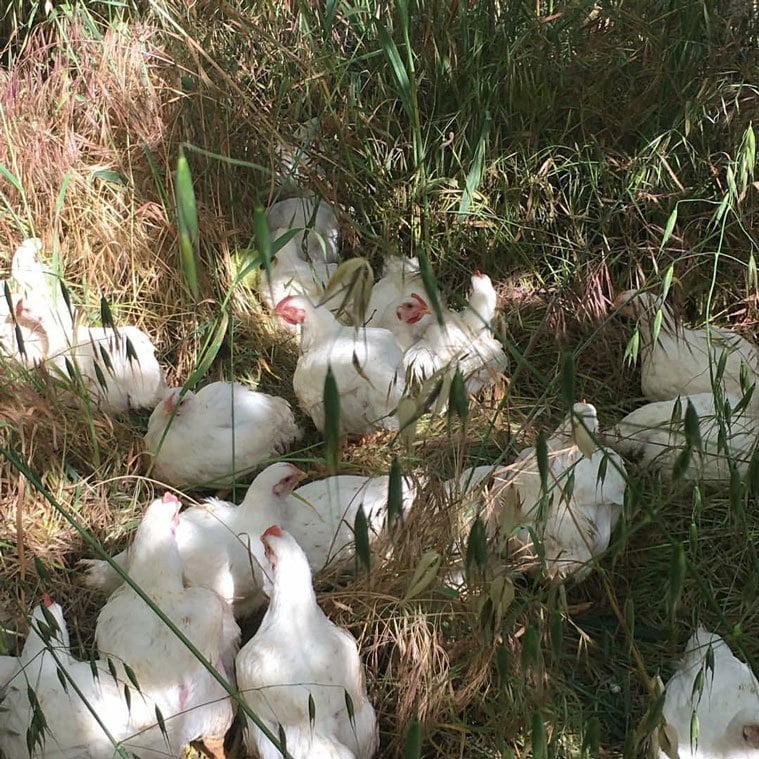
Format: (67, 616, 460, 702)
(404, 717, 422, 759)
(417, 253, 445, 326)
(459, 111, 491, 216)
(387, 456, 403, 531)
(175, 147, 199, 300)
(184, 309, 230, 390)
(531, 708, 548, 758)
(354, 504, 370, 574)
(323, 365, 340, 474)
(561, 352, 575, 410)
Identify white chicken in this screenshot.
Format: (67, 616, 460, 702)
(94, 493, 239, 756)
(364, 256, 441, 349)
(1, 239, 73, 365)
(402, 272, 508, 407)
(9, 237, 74, 348)
(282, 469, 419, 569)
(144, 381, 303, 489)
(81, 463, 306, 618)
(611, 392, 758, 482)
(236, 525, 378, 759)
(259, 226, 339, 312)
(275, 294, 404, 435)
(63, 323, 167, 413)
(8, 295, 166, 413)
(83, 463, 417, 616)
(488, 403, 627, 581)
(615, 289, 759, 401)
(4, 238, 167, 410)
(658, 627, 759, 758)
(0, 596, 216, 758)
(266, 195, 340, 264)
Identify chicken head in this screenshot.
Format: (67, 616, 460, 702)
(262, 524, 284, 571)
(271, 463, 308, 496)
(160, 387, 192, 416)
(274, 295, 308, 325)
(396, 292, 430, 325)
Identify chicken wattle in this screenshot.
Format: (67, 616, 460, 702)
(236, 525, 378, 759)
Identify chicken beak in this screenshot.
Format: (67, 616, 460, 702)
(411, 292, 431, 316)
(273, 467, 307, 496)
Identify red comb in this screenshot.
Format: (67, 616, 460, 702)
(474, 268, 482, 277)
(14, 298, 25, 316)
(262, 525, 284, 541)
(410, 293, 428, 307)
(41, 593, 54, 608)
(162, 492, 180, 504)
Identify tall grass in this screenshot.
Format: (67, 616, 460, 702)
(1, 0, 758, 756)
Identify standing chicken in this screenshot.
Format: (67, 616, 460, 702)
(144, 381, 303, 489)
(658, 627, 759, 758)
(615, 289, 759, 400)
(81, 463, 306, 618)
(94, 493, 239, 757)
(0, 596, 212, 758)
(236, 525, 378, 759)
(275, 294, 404, 435)
(611, 391, 758, 482)
(402, 272, 508, 405)
(489, 403, 627, 581)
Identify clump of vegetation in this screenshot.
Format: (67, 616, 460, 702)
(1, 1, 758, 756)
